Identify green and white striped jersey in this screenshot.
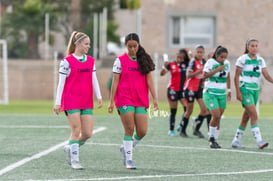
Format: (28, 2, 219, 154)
(236, 54, 266, 90)
(203, 58, 230, 95)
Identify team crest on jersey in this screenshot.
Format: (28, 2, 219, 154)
(122, 106, 128, 110)
(246, 98, 250, 103)
(210, 102, 214, 108)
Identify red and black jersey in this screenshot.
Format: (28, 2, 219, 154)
(165, 61, 188, 91)
(184, 58, 206, 91)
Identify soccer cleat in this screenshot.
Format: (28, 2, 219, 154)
(71, 161, 83, 170)
(231, 140, 245, 149)
(177, 125, 182, 132)
(193, 130, 205, 138)
(125, 160, 136, 169)
(179, 131, 188, 138)
(120, 144, 126, 166)
(209, 137, 221, 149)
(168, 130, 176, 136)
(64, 145, 71, 165)
(258, 141, 269, 149)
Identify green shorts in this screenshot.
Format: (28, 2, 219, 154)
(117, 106, 147, 114)
(240, 86, 260, 106)
(203, 92, 227, 110)
(65, 109, 93, 115)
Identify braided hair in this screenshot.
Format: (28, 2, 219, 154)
(125, 33, 155, 75)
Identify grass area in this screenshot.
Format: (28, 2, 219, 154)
(0, 100, 273, 118)
(0, 114, 273, 180)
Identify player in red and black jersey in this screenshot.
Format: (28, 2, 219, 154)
(179, 45, 211, 138)
(160, 49, 190, 136)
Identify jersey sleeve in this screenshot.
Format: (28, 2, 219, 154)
(112, 58, 122, 74)
(59, 59, 70, 76)
(203, 59, 213, 73)
(188, 59, 196, 72)
(260, 57, 267, 69)
(165, 62, 171, 70)
(93, 64, 96, 72)
(226, 60, 231, 72)
(235, 55, 245, 68)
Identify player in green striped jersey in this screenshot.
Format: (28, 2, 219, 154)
(203, 46, 231, 148)
(231, 39, 273, 149)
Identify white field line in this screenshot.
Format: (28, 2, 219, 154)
(25, 141, 273, 181)
(25, 169, 273, 181)
(0, 127, 107, 176)
(86, 142, 273, 156)
(0, 125, 70, 129)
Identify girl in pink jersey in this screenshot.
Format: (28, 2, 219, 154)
(108, 33, 158, 169)
(53, 31, 103, 169)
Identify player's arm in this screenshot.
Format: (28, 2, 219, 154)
(262, 68, 273, 83)
(147, 71, 158, 111)
(234, 66, 242, 101)
(108, 58, 121, 113)
(160, 62, 170, 76)
(54, 60, 69, 115)
(186, 60, 203, 78)
(226, 72, 231, 101)
(203, 65, 224, 79)
(92, 64, 103, 108)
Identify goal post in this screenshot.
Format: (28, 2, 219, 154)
(0, 39, 8, 105)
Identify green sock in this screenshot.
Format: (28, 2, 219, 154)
(69, 140, 79, 145)
(79, 141, 85, 146)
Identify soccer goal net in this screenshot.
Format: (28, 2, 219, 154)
(0, 39, 8, 104)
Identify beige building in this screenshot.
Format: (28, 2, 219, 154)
(140, 0, 273, 59)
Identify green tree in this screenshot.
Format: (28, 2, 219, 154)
(2, 0, 57, 58)
(120, 0, 140, 9)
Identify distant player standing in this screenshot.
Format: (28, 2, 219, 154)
(203, 46, 231, 148)
(54, 31, 103, 169)
(108, 33, 158, 169)
(231, 38, 273, 149)
(160, 49, 190, 136)
(179, 45, 210, 138)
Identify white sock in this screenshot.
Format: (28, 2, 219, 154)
(215, 129, 220, 140)
(233, 128, 244, 143)
(70, 143, 80, 162)
(251, 126, 262, 144)
(123, 140, 133, 161)
(133, 139, 139, 147)
(209, 126, 217, 139)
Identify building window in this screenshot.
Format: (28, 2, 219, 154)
(169, 16, 215, 48)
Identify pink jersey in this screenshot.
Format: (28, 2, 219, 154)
(115, 53, 149, 108)
(61, 54, 94, 111)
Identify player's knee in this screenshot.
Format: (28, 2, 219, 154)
(81, 131, 92, 140)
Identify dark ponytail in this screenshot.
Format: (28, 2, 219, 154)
(212, 45, 228, 59)
(136, 45, 155, 74)
(125, 33, 155, 75)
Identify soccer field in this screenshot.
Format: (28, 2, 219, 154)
(0, 113, 273, 181)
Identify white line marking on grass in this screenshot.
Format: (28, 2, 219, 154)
(87, 142, 273, 156)
(0, 127, 106, 176)
(0, 125, 70, 129)
(25, 169, 273, 181)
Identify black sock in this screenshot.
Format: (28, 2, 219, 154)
(206, 114, 212, 131)
(180, 106, 187, 123)
(181, 117, 189, 133)
(170, 108, 177, 131)
(195, 115, 205, 131)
